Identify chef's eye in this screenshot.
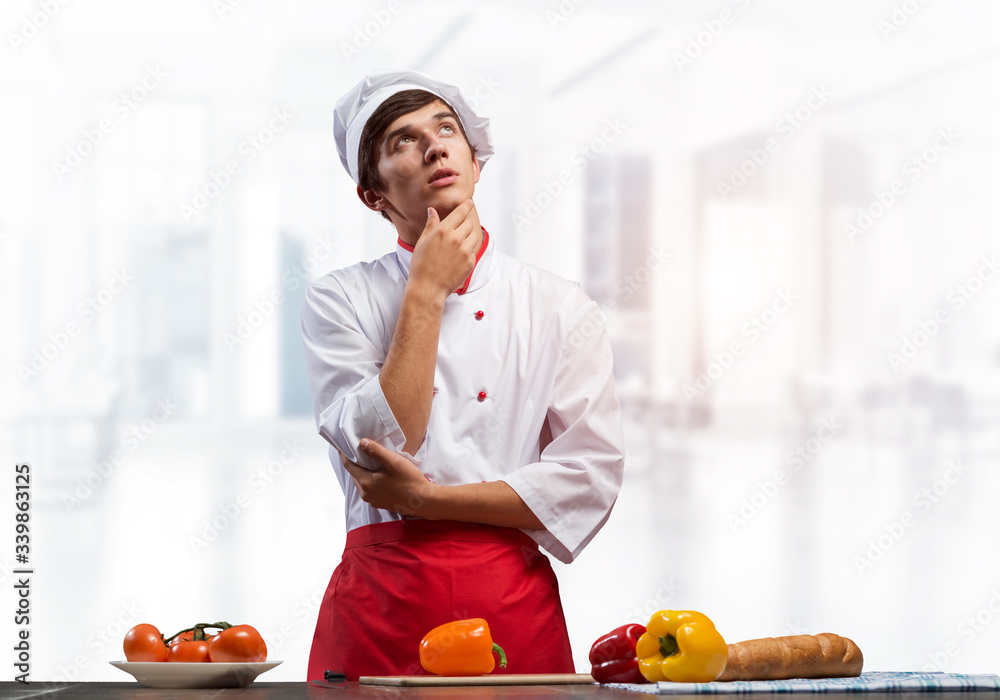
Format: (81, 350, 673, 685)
(440, 124, 455, 133)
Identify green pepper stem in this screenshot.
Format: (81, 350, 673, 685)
(493, 643, 507, 669)
(659, 634, 679, 658)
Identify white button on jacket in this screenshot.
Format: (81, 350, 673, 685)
(300, 227, 627, 564)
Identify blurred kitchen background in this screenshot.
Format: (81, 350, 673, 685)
(2, 0, 999, 681)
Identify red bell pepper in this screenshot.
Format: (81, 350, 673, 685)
(589, 623, 649, 684)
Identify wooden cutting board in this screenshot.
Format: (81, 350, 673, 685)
(360, 673, 596, 686)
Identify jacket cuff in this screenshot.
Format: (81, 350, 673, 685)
(354, 373, 428, 467)
(499, 472, 578, 564)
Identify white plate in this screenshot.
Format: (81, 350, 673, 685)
(109, 660, 282, 688)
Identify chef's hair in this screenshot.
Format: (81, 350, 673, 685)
(358, 89, 477, 222)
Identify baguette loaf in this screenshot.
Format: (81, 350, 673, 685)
(717, 633, 863, 682)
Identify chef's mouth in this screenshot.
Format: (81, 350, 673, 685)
(428, 168, 458, 184)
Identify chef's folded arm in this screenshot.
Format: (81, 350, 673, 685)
(501, 293, 627, 565)
(300, 279, 428, 472)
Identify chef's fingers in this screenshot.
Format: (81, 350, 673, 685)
(439, 198, 474, 226)
(342, 460, 387, 508)
(340, 458, 359, 481)
(421, 200, 475, 250)
(339, 450, 360, 472)
(361, 440, 429, 485)
(458, 200, 480, 246)
(360, 439, 410, 474)
(339, 445, 383, 478)
(442, 202, 479, 252)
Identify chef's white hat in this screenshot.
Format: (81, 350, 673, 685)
(333, 68, 495, 185)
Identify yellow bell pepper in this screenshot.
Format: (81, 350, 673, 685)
(636, 610, 728, 683)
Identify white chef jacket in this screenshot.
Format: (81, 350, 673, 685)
(300, 226, 626, 564)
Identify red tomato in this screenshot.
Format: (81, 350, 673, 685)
(166, 639, 211, 662)
(207, 624, 267, 663)
(123, 624, 168, 662)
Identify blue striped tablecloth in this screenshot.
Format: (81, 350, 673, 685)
(605, 671, 1000, 694)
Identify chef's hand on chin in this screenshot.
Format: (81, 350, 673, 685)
(339, 438, 439, 517)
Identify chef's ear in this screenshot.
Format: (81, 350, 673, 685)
(471, 151, 480, 185)
(357, 184, 388, 212)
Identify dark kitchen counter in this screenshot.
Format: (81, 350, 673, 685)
(0, 682, 631, 698)
(1, 682, 998, 698)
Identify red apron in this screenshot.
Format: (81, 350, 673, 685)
(306, 519, 575, 681)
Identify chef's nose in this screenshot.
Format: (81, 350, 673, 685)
(424, 135, 448, 163)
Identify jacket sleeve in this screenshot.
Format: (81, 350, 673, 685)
(300, 276, 428, 472)
(500, 287, 626, 564)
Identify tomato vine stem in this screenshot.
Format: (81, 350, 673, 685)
(162, 621, 234, 645)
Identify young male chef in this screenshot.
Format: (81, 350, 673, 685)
(301, 68, 626, 682)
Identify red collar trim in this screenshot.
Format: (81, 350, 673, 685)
(397, 227, 489, 295)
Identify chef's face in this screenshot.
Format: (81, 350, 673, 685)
(368, 99, 480, 226)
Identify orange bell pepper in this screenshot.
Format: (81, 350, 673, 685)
(418, 618, 507, 676)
